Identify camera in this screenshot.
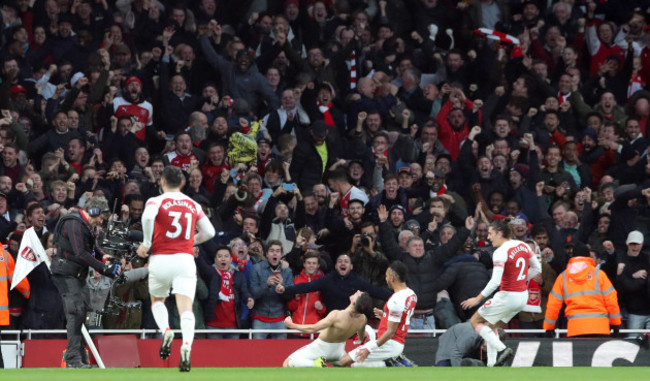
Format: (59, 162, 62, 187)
(361, 232, 372, 247)
(99, 219, 142, 264)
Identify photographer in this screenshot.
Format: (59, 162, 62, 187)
(51, 196, 122, 369)
(260, 184, 300, 255)
(350, 221, 389, 289)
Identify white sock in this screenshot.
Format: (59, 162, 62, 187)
(477, 324, 506, 352)
(288, 358, 318, 367)
(351, 361, 386, 368)
(487, 343, 497, 367)
(180, 311, 195, 347)
(151, 302, 169, 332)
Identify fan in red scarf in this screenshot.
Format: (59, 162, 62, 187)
(203, 246, 254, 334)
(230, 237, 252, 273)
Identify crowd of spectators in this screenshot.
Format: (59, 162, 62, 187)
(2, 0, 650, 338)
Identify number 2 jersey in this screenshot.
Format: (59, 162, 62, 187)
(141, 192, 215, 255)
(481, 239, 542, 297)
(377, 288, 417, 345)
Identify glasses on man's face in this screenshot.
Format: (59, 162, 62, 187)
(233, 243, 247, 248)
(408, 224, 420, 230)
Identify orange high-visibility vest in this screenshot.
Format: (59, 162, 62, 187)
(543, 257, 621, 337)
(1, 248, 31, 325)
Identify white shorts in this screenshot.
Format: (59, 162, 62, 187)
(148, 254, 197, 299)
(348, 339, 404, 363)
(478, 290, 528, 325)
(288, 339, 346, 362)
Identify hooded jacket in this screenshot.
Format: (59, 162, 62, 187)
(287, 269, 326, 327)
(544, 256, 621, 337)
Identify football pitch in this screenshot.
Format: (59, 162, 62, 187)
(2, 367, 650, 380)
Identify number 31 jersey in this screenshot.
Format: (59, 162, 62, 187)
(145, 192, 206, 255)
(494, 239, 534, 292)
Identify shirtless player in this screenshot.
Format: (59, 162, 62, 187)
(282, 291, 374, 367)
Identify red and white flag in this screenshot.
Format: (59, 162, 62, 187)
(474, 28, 520, 45)
(11, 227, 50, 290)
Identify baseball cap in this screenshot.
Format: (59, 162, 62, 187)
(257, 137, 271, 147)
(0, 192, 7, 200)
(125, 76, 142, 87)
(70, 72, 85, 87)
(310, 120, 328, 138)
(389, 204, 406, 215)
(11, 84, 26, 94)
(510, 217, 527, 227)
(436, 153, 452, 163)
(627, 230, 644, 245)
(236, 49, 253, 60)
(510, 163, 529, 177)
(348, 198, 365, 207)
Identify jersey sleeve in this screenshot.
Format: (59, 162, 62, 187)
(386, 294, 406, 323)
(141, 197, 161, 248)
(480, 247, 506, 297)
(194, 203, 216, 245)
(527, 250, 542, 280)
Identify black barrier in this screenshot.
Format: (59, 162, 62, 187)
(403, 337, 649, 367)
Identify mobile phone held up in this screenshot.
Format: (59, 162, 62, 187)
(282, 183, 296, 191)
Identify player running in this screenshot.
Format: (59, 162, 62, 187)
(137, 166, 216, 372)
(460, 218, 541, 367)
(283, 290, 374, 367)
(340, 261, 417, 367)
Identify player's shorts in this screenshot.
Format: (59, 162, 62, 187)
(478, 290, 528, 325)
(288, 338, 346, 362)
(348, 339, 403, 363)
(148, 253, 197, 299)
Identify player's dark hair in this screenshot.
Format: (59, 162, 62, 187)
(389, 261, 408, 283)
(354, 292, 373, 316)
(327, 168, 350, 184)
(490, 218, 514, 239)
(162, 166, 184, 188)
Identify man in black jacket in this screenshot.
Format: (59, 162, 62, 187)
(276, 253, 391, 312)
(290, 120, 342, 192)
(51, 196, 121, 368)
(378, 204, 474, 330)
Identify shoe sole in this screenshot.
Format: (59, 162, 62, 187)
(179, 348, 191, 372)
(160, 330, 173, 360)
(495, 347, 514, 366)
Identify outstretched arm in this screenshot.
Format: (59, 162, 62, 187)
(284, 310, 337, 333)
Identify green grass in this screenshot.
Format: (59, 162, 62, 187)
(2, 367, 650, 381)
